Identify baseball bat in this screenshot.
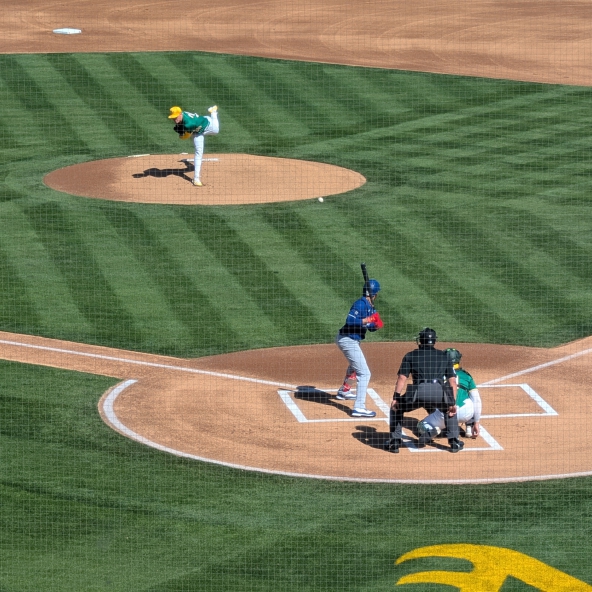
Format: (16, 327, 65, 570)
(361, 263, 370, 296)
(361, 262, 369, 283)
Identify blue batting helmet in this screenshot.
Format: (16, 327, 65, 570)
(363, 279, 381, 297)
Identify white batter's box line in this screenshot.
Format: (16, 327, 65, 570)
(278, 387, 503, 452)
(277, 389, 388, 424)
(277, 387, 505, 452)
(478, 383, 558, 417)
(404, 425, 503, 452)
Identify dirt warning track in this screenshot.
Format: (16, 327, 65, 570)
(1, 330, 591, 484)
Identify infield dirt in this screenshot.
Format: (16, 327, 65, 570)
(0, 331, 589, 483)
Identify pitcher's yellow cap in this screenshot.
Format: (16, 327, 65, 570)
(168, 106, 182, 119)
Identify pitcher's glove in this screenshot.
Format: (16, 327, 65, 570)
(174, 122, 190, 139)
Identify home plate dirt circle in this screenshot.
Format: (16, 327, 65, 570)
(43, 153, 366, 205)
(92, 337, 592, 484)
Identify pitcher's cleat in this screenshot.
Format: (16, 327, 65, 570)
(208, 105, 218, 113)
(192, 179, 203, 187)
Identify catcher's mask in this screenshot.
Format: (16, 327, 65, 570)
(363, 279, 381, 298)
(168, 106, 182, 119)
(445, 348, 462, 367)
(417, 327, 437, 346)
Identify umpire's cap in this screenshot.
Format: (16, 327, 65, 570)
(168, 106, 183, 119)
(417, 327, 437, 345)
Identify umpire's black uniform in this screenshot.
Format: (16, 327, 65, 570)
(388, 328, 462, 452)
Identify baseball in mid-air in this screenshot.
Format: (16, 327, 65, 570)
(318, 197, 324, 203)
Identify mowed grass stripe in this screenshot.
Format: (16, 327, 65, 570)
(132, 53, 218, 115)
(73, 54, 173, 149)
(503, 205, 592, 284)
(15, 55, 126, 155)
(0, 158, 29, 203)
(367, 192, 557, 340)
(23, 202, 142, 347)
(0, 242, 41, 334)
(288, 199, 456, 340)
(77, 204, 190, 350)
(0, 203, 91, 334)
(255, 61, 361, 130)
(105, 53, 178, 116)
(399, 196, 578, 340)
(295, 84, 570, 163)
(0, 83, 36, 161)
(256, 206, 384, 330)
(320, 67, 413, 122)
(99, 206, 239, 356)
(327, 194, 489, 339)
(0, 55, 88, 156)
(221, 207, 348, 335)
(134, 207, 277, 349)
(177, 54, 310, 142)
(45, 54, 162, 155)
(179, 208, 326, 344)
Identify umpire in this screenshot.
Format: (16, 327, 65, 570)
(385, 328, 463, 453)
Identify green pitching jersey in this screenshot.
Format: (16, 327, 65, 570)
(181, 112, 209, 134)
(456, 368, 477, 407)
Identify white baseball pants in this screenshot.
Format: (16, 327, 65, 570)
(335, 334, 371, 410)
(192, 112, 220, 181)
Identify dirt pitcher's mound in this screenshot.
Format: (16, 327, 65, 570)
(43, 153, 366, 206)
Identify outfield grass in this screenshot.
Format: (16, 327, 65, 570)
(0, 53, 591, 354)
(1, 360, 592, 591)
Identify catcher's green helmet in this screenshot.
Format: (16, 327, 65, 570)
(445, 348, 462, 366)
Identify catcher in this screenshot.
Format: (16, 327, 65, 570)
(168, 105, 220, 186)
(416, 347, 482, 444)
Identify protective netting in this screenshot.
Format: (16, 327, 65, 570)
(1, 2, 592, 590)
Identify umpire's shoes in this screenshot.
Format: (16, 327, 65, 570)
(449, 438, 464, 453)
(384, 438, 401, 453)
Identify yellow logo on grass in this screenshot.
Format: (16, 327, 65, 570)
(395, 544, 592, 591)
